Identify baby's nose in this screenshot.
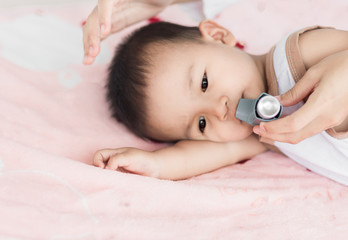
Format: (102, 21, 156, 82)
(214, 96, 229, 121)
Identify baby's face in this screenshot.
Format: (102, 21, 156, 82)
(145, 39, 265, 142)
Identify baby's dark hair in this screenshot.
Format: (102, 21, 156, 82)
(106, 21, 202, 140)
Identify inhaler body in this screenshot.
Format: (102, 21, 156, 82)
(235, 93, 283, 126)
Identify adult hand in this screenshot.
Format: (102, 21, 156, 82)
(82, 0, 177, 65)
(254, 50, 348, 144)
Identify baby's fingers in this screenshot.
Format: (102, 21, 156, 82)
(93, 148, 120, 168)
(105, 154, 130, 171)
(256, 116, 328, 144)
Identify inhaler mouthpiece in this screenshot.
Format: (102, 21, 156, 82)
(235, 93, 283, 126)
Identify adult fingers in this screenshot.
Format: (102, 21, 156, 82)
(254, 91, 325, 137)
(255, 116, 327, 144)
(98, 0, 115, 37)
(278, 68, 320, 107)
(82, 7, 101, 65)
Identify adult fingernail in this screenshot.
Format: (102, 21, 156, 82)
(259, 123, 266, 132)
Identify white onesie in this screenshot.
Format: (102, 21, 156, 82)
(265, 26, 348, 186)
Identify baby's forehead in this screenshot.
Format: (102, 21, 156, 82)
(144, 53, 194, 140)
(147, 39, 202, 58)
(146, 41, 200, 75)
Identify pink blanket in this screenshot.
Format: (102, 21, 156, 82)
(1, 0, 348, 239)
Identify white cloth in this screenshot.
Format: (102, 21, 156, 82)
(178, 0, 242, 20)
(202, 0, 242, 19)
(272, 33, 348, 186)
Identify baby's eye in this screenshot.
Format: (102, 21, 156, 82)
(201, 73, 208, 92)
(199, 116, 206, 133)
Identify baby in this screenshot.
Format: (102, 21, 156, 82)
(94, 20, 348, 183)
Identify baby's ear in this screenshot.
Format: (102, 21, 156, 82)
(199, 20, 236, 46)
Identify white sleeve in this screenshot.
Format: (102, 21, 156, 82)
(202, 0, 242, 19)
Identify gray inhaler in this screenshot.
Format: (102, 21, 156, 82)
(235, 92, 283, 126)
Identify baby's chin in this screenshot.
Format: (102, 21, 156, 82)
(242, 121, 254, 136)
(213, 124, 254, 143)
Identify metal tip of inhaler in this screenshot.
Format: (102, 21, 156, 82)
(235, 92, 283, 126)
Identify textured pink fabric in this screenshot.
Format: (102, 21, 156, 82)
(0, 0, 348, 239)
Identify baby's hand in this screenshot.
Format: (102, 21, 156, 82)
(93, 148, 159, 178)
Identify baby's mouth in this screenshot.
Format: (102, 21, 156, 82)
(231, 94, 244, 122)
(228, 100, 238, 122)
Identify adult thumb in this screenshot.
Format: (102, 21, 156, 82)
(279, 70, 319, 106)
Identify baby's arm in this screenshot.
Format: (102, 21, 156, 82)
(155, 134, 266, 180)
(94, 134, 266, 180)
(299, 28, 348, 69)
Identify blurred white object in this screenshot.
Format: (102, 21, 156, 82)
(178, 0, 243, 21)
(0, 0, 94, 8)
(0, 14, 111, 71)
(203, 0, 243, 19)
